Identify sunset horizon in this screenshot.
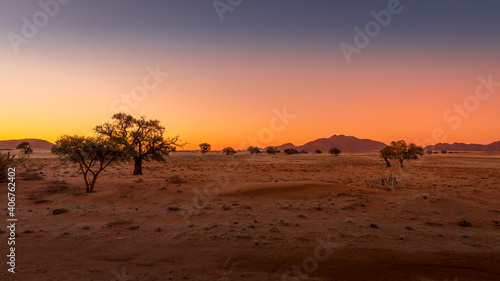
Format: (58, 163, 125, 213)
(1, 1, 499, 150)
(2, 1, 500, 280)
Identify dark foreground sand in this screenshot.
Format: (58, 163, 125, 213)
(1, 151, 499, 280)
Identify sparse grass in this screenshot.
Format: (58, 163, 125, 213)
(364, 173, 401, 191)
(106, 219, 132, 227)
(168, 175, 186, 186)
(46, 180, 70, 195)
(19, 171, 44, 181)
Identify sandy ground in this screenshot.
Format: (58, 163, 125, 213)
(1, 151, 499, 281)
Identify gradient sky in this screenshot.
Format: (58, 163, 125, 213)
(1, 0, 499, 149)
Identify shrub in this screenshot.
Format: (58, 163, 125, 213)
(247, 146, 261, 155)
(283, 148, 299, 155)
(441, 150, 448, 154)
(299, 150, 308, 154)
(222, 147, 236, 155)
(425, 150, 433, 155)
(266, 147, 279, 154)
(328, 147, 341, 156)
(314, 150, 322, 154)
(199, 143, 211, 154)
(0, 151, 15, 183)
(365, 173, 400, 191)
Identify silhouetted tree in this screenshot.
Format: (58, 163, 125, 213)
(380, 146, 394, 167)
(247, 146, 261, 155)
(199, 143, 211, 154)
(266, 147, 279, 154)
(284, 148, 299, 155)
(51, 136, 130, 192)
(95, 113, 184, 175)
(329, 148, 341, 156)
(222, 147, 236, 155)
(381, 140, 424, 168)
(16, 142, 33, 155)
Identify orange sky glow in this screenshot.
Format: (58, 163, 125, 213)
(1, 2, 499, 150)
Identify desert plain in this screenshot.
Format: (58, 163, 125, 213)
(1, 151, 499, 281)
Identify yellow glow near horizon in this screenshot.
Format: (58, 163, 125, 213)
(1, 42, 499, 150)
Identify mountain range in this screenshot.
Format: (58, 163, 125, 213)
(1, 137, 499, 152)
(274, 134, 387, 151)
(0, 139, 55, 150)
(425, 142, 500, 152)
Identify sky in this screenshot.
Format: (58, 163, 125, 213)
(1, 0, 499, 150)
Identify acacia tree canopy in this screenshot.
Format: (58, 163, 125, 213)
(51, 135, 130, 193)
(94, 113, 184, 175)
(380, 140, 424, 168)
(199, 143, 211, 154)
(16, 141, 33, 155)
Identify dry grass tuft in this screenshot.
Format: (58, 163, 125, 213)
(218, 257, 240, 281)
(364, 173, 401, 191)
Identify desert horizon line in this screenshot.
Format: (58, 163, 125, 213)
(1, 134, 499, 151)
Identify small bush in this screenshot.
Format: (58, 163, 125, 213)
(199, 143, 211, 154)
(314, 150, 322, 154)
(0, 151, 15, 183)
(329, 148, 341, 156)
(266, 147, 279, 154)
(247, 146, 261, 155)
(222, 147, 236, 155)
(168, 175, 186, 186)
(365, 173, 400, 191)
(283, 148, 299, 155)
(458, 219, 471, 227)
(52, 208, 68, 215)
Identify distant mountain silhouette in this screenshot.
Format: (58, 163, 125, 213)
(425, 141, 500, 152)
(274, 134, 387, 152)
(0, 139, 54, 150)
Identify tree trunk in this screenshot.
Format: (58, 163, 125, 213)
(88, 178, 97, 193)
(133, 157, 143, 175)
(399, 158, 404, 168)
(83, 172, 91, 193)
(383, 157, 391, 168)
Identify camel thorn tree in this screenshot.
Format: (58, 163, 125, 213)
(94, 113, 185, 175)
(51, 135, 131, 193)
